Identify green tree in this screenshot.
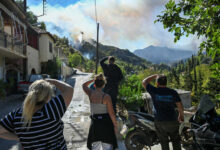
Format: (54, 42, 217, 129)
(155, 0, 220, 91)
(68, 52, 82, 67)
(40, 22, 47, 30)
(183, 65, 193, 91)
(192, 55, 198, 96)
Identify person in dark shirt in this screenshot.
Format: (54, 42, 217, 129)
(100, 56, 123, 114)
(142, 74, 184, 150)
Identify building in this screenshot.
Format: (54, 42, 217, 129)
(0, 0, 27, 91)
(26, 25, 41, 75)
(35, 28, 55, 63)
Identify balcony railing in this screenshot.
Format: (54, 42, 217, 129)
(0, 32, 26, 57)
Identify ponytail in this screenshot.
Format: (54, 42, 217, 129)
(22, 91, 37, 127)
(22, 80, 53, 127)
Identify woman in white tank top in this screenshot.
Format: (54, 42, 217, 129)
(82, 73, 118, 150)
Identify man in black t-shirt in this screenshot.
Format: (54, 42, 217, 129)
(142, 74, 184, 150)
(100, 56, 123, 113)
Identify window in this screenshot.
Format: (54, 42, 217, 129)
(49, 42, 53, 53)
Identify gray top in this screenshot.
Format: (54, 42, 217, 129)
(90, 93, 108, 115)
(90, 103, 108, 114)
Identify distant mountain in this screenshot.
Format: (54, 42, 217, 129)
(134, 45, 194, 64)
(77, 40, 150, 66)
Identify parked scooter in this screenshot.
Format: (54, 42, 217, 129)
(122, 110, 194, 150)
(123, 111, 159, 150)
(188, 95, 220, 150)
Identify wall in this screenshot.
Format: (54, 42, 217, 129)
(27, 45, 41, 75)
(39, 34, 54, 63)
(61, 62, 73, 78)
(4, 26, 11, 35)
(0, 56, 4, 80)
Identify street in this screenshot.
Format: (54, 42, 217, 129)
(0, 72, 187, 150)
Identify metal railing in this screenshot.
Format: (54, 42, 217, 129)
(0, 32, 25, 56)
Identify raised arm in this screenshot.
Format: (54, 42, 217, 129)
(100, 57, 108, 69)
(106, 95, 117, 133)
(82, 80, 94, 96)
(0, 125, 18, 141)
(45, 79, 74, 107)
(142, 74, 158, 89)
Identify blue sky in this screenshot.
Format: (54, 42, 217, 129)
(28, 0, 202, 52)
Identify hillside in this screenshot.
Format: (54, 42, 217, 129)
(134, 45, 194, 64)
(77, 40, 150, 66)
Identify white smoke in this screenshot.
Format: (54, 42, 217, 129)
(29, 0, 201, 51)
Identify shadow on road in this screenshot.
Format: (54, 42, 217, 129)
(66, 77, 76, 88)
(0, 139, 22, 150)
(69, 123, 87, 143)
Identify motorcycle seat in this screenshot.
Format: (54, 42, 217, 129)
(136, 112, 155, 122)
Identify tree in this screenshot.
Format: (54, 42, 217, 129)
(68, 52, 82, 67)
(155, 0, 220, 87)
(183, 64, 193, 91)
(192, 55, 198, 96)
(40, 22, 47, 30)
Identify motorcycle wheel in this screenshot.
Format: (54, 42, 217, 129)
(125, 129, 147, 150)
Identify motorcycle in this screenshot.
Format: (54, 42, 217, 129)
(188, 95, 220, 150)
(123, 111, 159, 150)
(122, 110, 194, 150)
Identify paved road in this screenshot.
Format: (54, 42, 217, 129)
(0, 72, 187, 150)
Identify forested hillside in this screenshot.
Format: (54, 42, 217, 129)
(78, 40, 151, 67)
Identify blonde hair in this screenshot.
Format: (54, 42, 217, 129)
(22, 79, 54, 127)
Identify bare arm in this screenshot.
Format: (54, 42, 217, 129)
(142, 74, 158, 89)
(176, 102, 184, 122)
(106, 95, 117, 128)
(45, 79, 74, 107)
(0, 125, 19, 141)
(82, 80, 94, 96)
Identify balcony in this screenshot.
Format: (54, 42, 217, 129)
(0, 31, 26, 58)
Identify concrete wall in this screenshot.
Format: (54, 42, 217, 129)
(27, 45, 41, 75)
(39, 34, 54, 62)
(61, 62, 73, 78)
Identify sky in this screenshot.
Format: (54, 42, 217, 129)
(27, 0, 202, 52)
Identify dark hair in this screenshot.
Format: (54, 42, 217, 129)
(108, 56, 115, 63)
(157, 75, 167, 86)
(94, 73, 105, 88)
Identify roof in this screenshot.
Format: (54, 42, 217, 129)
(33, 27, 55, 42)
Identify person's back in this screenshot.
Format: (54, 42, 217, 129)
(82, 74, 118, 150)
(142, 74, 184, 150)
(7, 95, 66, 149)
(146, 85, 180, 121)
(100, 56, 123, 87)
(100, 56, 123, 113)
(0, 79, 74, 150)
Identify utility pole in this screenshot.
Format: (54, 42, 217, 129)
(95, 23, 99, 74)
(37, 0, 46, 17)
(24, 0, 27, 12)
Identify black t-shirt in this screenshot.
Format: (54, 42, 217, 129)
(146, 84, 181, 121)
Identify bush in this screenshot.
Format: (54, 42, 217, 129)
(118, 74, 144, 109)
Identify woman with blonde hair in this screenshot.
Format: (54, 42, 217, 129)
(0, 79, 73, 150)
(82, 73, 118, 150)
